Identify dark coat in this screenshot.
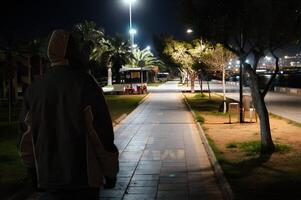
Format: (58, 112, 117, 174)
(19, 65, 119, 189)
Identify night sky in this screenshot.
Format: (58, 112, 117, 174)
(1, 0, 300, 54)
(1, 0, 187, 48)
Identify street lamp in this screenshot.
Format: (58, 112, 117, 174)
(186, 29, 194, 34)
(124, 0, 137, 46)
(129, 28, 137, 44)
(146, 45, 151, 50)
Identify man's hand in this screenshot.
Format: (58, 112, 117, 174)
(104, 176, 117, 189)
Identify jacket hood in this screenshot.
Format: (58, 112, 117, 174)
(47, 30, 70, 67)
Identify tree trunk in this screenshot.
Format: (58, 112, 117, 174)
(179, 68, 186, 84)
(245, 64, 275, 153)
(186, 69, 189, 87)
(262, 54, 280, 98)
(222, 67, 227, 113)
(207, 81, 211, 100)
(198, 72, 203, 93)
(181, 72, 186, 84)
(190, 73, 195, 93)
(107, 67, 112, 86)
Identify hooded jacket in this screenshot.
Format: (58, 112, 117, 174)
(19, 30, 119, 189)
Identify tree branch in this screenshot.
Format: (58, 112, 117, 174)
(262, 51, 280, 98)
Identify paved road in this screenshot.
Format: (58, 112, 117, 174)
(100, 81, 223, 199)
(179, 81, 301, 124)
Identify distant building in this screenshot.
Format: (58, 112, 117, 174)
(280, 53, 301, 68)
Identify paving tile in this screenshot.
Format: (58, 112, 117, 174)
(124, 145, 146, 151)
(157, 191, 189, 200)
(129, 180, 158, 187)
(158, 183, 188, 191)
(99, 190, 125, 198)
(132, 174, 159, 181)
(127, 186, 157, 194)
(123, 194, 156, 200)
(119, 162, 139, 167)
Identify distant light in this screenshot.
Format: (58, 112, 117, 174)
(245, 59, 250, 63)
(265, 56, 272, 61)
(123, 0, 136, 4)
(229, 62, 232, 65)
(132, 44, 138, 48)
(284, 56, 289, 59)
(146, 46, 151, 50)
(129, 29, 137, 35)
(236, 60, 240, 64)
(186, 29, 193, 34)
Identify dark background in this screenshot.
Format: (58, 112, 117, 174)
(0, 0, 187, 48)
(1, 0, 300, 54)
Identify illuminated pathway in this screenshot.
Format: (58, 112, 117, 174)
(102, 81, 223, 199)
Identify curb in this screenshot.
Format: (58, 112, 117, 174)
(138, 93, 150, 105)
(113, 113, 128, 127)
(181, 93, 234, 200)
(113, 94, 149, 128)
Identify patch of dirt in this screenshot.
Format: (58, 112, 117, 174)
(203, 113, 301, 162)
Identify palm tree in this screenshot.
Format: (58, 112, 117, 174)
(91, 36, 132, 85)
(73, 21, 106, 75)
(130, 47, 164, 83)
(131, 47, 164, 68)
(73, 20, 105, 45)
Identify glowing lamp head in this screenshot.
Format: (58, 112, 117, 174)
(129, 29, 137, 35)
(186, 29, 193, 34)
(124, 0, 136, 4)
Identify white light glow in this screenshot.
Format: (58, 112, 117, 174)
(123, 0, 136, 4)
(186, 29, 193, 34)
(129, 29, 137, 35)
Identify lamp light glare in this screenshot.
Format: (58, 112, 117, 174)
(129, 29, 137, 35)
(186, 29, 193, 34)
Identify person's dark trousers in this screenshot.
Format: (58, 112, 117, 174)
(38, 188, 99, 200)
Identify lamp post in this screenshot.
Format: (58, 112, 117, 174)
(124, 0, 137, 46)
(129, 28, 137, 47)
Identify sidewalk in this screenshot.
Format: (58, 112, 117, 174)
(102, 86, 223, 199)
